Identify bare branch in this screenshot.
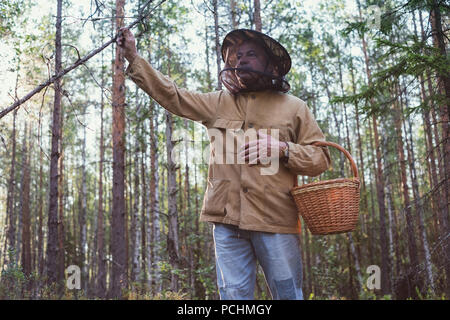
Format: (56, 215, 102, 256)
(0, 0, 166, 120)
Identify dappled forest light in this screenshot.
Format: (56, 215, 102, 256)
(0, 0, 448, 300)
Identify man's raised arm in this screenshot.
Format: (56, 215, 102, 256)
(117, 27, 219, 125)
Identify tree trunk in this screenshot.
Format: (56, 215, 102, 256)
(430, 0, 450, 294)
(125, 151, 130, 285)
(80, 114, 88, 292)
(166, 110, 181, 292)
(402, 99, 435, 295)
(356, 0, 391, 294)
(347, 232, 362, 294)
(183, 119, 193, 297)
(111, 0, 127, 299)
(132, 124, 142, 284)
(419, 10, 449, 289)
(140, 127, 148, 289)
(253, 0, 262, 32)
(397, 57, 435, 292)
(419, 73, 440, 237)
(303, 226, 313, 297)
(384, 166, 396, 290)
(230, 0, 238, 29)
(88, 205, 97, 298)
(373, 116, 391, 295)
(192, 127, 206, 299)
(204, 15, 213, 91)
(96, 32, 107, 298)
(335, 34, 352, 169)
(57, 102, 65, 293)
(149, 105, 161, 292)
(21, 122, 32, 283)
(393, 83, 419, 272)
(4, 68, 20, 268)
(413, 9, 440, 238)
(6, 109, 17, 259)
(213, 0, 222, 90)
(164, 49, 181, 293)
(319, 58, 345, 174)
(350, 58, 368, 237)
(367, 122, 377, 261)
(46, 0, 63, 286)
(37, 110, 44, 281)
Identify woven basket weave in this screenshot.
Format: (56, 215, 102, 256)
(290, 141, 360, 235)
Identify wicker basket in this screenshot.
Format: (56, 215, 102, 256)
(290, 141, 360, 235)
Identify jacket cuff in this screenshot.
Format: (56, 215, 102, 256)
(285, 141, 298, 169)
(284, 141, 331, 177)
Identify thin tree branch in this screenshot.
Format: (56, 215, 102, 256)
(0, 0, 166, 120)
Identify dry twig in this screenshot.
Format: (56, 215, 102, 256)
(0, 0, 166, 120)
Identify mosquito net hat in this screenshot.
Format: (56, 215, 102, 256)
(219, 29, 291, 94)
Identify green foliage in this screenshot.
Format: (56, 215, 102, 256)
(0, 248, 31, 299)
(0, 0, 31, 37)
(374, 38, 450, 79)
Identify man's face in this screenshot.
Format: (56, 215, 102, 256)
(235, 41, 268, 83)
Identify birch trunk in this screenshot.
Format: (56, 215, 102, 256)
(150, 106, 161, 292)
(383, 130, 397, 290)
(400, 79, 435, 294)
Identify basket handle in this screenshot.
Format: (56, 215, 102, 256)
(293, 141, 359, 187)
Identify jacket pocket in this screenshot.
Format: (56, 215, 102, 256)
(212, 118, 245, 130)
(263, 185, 298, 227)
(203, 178, 231, 216)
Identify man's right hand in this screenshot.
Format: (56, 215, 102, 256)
(117, 27, 138, 63)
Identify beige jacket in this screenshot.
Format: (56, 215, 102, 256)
(126, 55, 331, 234)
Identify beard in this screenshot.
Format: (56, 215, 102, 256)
(235, 68, 271, 91)
(236, 68, 256, 80)
(219, 65, 290, 94)
(235, 69, 260, 86)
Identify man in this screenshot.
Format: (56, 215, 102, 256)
(118, 28, 330, 300)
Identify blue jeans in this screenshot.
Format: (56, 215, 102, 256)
(213, 223, 303, 300)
